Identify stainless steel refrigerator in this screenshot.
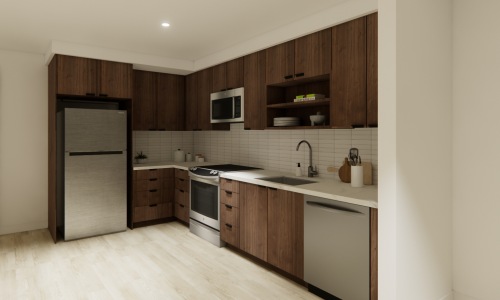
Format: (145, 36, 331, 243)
(57, 108, 127, 241)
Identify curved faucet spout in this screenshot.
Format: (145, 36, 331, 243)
(296, 140, 317, 177)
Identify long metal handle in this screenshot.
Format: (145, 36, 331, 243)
(306, 201, 364, 215)
(189, 173, 219, 186)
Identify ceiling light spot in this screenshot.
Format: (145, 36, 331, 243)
(161, 22, 170, 28)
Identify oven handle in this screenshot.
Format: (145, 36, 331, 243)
(189, 173, 219, 186)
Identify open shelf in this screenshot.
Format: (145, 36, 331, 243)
(267, 98, 330, 109)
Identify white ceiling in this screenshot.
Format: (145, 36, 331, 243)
(0, 0, 376, 73)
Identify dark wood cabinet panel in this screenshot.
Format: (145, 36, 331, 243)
(157, 73, 185, 130)
(226, 57, 244, 90)
(197, 68, 213, 131)
(239, 183, 268, 261)
(370, 208, 378, 300)
(98, 60, 132, 98)
(266, 40, 295, 85)
(185, 73, 198, 131)
(367, 13, 378, 127)
(267, 188, 304, 279)
(56, 55, 97, 96)
(331, 17, 367, 128)
(174, 169, 190, 223)
(212, 64, 226, 93)
(162, 168, 175, 203)
(243, 51, 266, 130)
(295, 28, 332, 80)
(132, 70, 157, 130)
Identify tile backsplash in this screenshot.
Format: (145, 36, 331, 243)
(133, 123, 378, 184)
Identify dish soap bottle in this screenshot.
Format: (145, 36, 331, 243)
(295, 163, 302, 176)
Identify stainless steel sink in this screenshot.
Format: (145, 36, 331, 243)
(258, 176, 316, 186)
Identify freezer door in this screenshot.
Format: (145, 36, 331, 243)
(64, 152, 127, 240)
(65, 108, 126, 152)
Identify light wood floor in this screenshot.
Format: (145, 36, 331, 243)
(0, 222, 319, 299)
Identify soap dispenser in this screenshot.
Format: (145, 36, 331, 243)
(295, 163, 302, 176)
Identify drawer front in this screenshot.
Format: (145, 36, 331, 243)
(175, 169, 189, 180)
(175, 189, 189, 206)
(135, 169, 161, 180)
(174, 201, 189, 223)
(221, 223, 239, 247)
(221, 205, 239, 227)
(135, 189, 162, 207)
(220, 190, 239, 207)
(175, 177, 189, 191)
(135, 179, 161, 192)
(220, 178, 239, 193)
(134, 203, 172, 223)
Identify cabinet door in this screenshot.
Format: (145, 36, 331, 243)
(226, 57, 244, 90)
(197, 69, 213, 130)
(133, 70, 157, 130)
(331, 17, 367, 128)
(267, 188, 304, 279)
(266, 40, 295, 85)
(240, 183, 268, 261)
(295, 28, 331, 80)
(185, 73, 198, 131)
(157, 73, 185, 131)
(98, 60, 132, 98)
(212, 63, 226, 93)
(161, 168, 175, 205)
(56, 55, 97, 96)
(243, 51, 266, 130)
(367, 13, 378, 127)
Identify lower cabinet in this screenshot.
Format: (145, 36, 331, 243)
(239, 182, 268, 261)
(174, 169, 190, 223)
(220, 179, 241, 247)
(133, 169, 174, 224)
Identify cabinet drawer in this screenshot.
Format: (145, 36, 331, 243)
(221, 178, 239, 193)
(175, 189, 189, 206)
(135, 189, 162, 207)
(221, 205, 239, 227)
(175, 169, 189, 180)
(174, 201, 189, 223)
(175, 177, 189, 191)
(220, 190, 239, 207)
(135, 169, 161, 180)
(134, 203, 172, 223)
(221, 223, 239, 247)
(134, 179, 161, 192)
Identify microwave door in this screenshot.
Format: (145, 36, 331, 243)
(211, 97, 234, 122)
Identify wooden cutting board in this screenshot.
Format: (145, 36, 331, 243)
(338, 157, 351, 183)
(362, 162, 373, 185)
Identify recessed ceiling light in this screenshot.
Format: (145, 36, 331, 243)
(161, 22, 170, 28)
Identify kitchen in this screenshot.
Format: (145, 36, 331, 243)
(0, 1, 498, 300)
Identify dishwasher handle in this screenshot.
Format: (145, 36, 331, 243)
(306, 201, 365, 216)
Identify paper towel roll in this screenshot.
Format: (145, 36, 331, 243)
(174, 149, 185, 162)
(351, 165, 364, 188)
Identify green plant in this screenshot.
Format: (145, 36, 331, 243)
(134, 151, 147, 160)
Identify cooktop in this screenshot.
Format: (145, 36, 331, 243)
(189, 164, 260, 177)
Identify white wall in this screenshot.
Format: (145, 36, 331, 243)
(453, 1, 500, 299)
(379, 0, 453, 299)
(0, 50, 48, 235)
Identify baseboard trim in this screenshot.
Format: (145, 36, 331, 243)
(0, 221, 48, 236)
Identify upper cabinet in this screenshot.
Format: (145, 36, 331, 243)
(266, 29, 331, 85)
(133, 70, 185, 131)
(366, 12, 378, 127)
(185, 73, 198, 131)
(55, 55, 132, 99)
(243, 50, 267, 130)
(212, 57, 244, 92)
(331, 17, 367, 128)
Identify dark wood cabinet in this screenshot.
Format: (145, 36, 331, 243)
(174, 169, 190, 223)
(133, 70, 185, 131)
(220, 179, 240, 247)
(331, 17, 367, 128)
(197, 68, 212, 130)
(212, 57, 244, 92)
(243, 51, 266, 130)
(367, 12, 378, 127)
(55, 55, 132, 98)
(239, 182, 268, 261)
(132, 169, 174, 224)
(185, 73, 198, 131)
(266, 29, 331, 85)
(267, 188, 304, 279)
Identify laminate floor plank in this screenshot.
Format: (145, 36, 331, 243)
(0, 222, 319, 299)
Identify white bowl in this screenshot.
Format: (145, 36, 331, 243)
(310, 114, 325, 126)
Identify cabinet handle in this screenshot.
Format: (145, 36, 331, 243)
(158, 128, 166, 131)
(99, 93, 108, 97)
(85, 93, 96, 96)
(225, 223, 233, 229)
(179, 190, 184, 193)
(150, 169, 158, 171)
(149, 204, 158, 207)
(284, 75, 293, 80)
(225, 204, 233, 209)
(368, 124, 378, 128)
(149, 189, 158, 193)
(149, 178, 158, 181)
(268, 187, 277, 191)
(225, 179, 232, 182)
(351, 124, 365, 128)
(244, 127, 251, 130)
(179, 204, 185, 208)
(148, 128, 156, 131)
(225, 191, 232, 195)
(179, 178, 185, 182)
(295, 72, 305, 77)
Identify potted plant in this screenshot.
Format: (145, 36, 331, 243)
(134, 151, 148, 164)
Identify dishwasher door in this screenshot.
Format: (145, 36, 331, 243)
(304, 195, 370, 300)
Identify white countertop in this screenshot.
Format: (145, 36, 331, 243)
(133, 161, 378, 208)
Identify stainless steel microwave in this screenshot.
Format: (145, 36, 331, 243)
(210, 87, 244, 123)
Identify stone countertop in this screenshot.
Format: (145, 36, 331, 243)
(132, 162, 378, 208)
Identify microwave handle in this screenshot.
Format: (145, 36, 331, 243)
(233, 97, 236, 119)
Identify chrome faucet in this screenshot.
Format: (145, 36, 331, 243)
(296, 140, 318, 177)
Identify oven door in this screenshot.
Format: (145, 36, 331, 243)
(189, 175, 220, 230)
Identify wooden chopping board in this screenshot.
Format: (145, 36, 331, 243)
(338, 157, 351, 183)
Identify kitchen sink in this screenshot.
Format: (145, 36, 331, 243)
(258, 176, 316, 186)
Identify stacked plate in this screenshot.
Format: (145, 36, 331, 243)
(273, 117, 300, 127)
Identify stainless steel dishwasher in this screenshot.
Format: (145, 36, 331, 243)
(304, 195, 370, 300)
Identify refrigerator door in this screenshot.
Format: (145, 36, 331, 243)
(64, 108, 126, 152)
(64, 152, 127, 240)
